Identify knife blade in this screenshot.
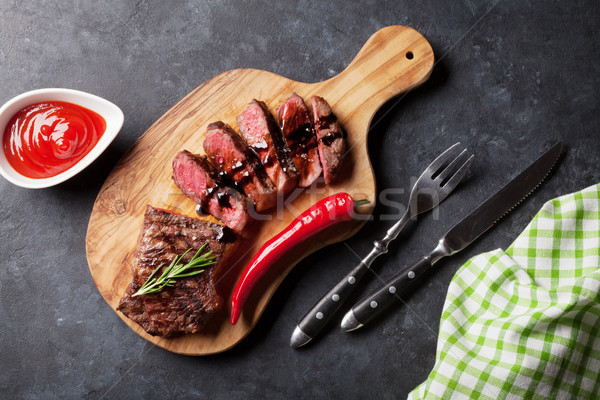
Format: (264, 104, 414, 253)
(340, 141, 562, 332)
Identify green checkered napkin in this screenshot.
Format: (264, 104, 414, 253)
(409, 183, 600, 400)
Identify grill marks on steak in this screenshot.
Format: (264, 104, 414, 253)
(117, 206, 237, 337)
(311, 96, 346, 184)
(203, 121, 277, 212)
(171, 150, 249, 232)
(237, 100, 299, 194)
(277, 94, 323, 187)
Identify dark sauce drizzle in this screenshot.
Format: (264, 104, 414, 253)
(286, 124, 317, 157)
(315, 113, 337, 129)
(316, 114, 344, 147)
(195, 203, 210, 217)
(216, 190, 232, 207)
(216, 226, 237, 243)
(320, 131, 344, 147)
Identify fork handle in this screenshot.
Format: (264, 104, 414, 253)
(295, 252, 375, 343)
(292, 210, 412, 346)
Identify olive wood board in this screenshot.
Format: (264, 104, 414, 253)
(86, 25, 434, 355)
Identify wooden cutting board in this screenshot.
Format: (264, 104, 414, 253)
(86, 25, 434, 355)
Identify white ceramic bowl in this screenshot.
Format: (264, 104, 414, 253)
(0, 88, 124, 189)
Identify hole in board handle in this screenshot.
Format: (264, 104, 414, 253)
(406, 51, 414, 60)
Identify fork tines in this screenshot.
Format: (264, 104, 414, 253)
(428, 143, 474, 195)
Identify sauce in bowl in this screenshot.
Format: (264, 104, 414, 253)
(2, 101, 106, 179)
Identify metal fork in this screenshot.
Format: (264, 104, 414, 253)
(290, 143, 474, 348)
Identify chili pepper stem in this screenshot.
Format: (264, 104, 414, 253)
(353, 199, 370, 207)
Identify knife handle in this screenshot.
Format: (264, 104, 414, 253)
(346, 256, 432, 329)
(296, 256, 374, 339)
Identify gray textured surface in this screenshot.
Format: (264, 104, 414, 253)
(1, 0, 599, 399)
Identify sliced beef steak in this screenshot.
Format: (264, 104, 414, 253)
(203, 121, 277, 212)
(172, 150, 249, 232)
(172, 150, 216, 205)
(311, 96, 345, 184)
(237, 99, 299, 194)
(117, 206, 237, 337)
(277, 94, 322, 187)
(203, 186, 249, 232)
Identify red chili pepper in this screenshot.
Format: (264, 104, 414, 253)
(230, 192, 369, 325)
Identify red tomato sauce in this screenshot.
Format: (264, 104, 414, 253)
(3, 101, 106, 179)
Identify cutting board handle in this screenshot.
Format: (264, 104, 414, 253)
(322, 25, 434, 124)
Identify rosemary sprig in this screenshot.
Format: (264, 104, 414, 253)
(132, 244, 216, 297)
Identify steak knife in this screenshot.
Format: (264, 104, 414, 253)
(341, 142, 562, 332)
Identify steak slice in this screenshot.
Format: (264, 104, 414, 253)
(277, 94, 322, 187)
(311, 96, 345, 184)
(172, 150, 249, 232)
(237, 99, 299, 194)
(203, 121, 277, 212)
(117, 206, 237, 337)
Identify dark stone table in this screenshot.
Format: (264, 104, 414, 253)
(1, 1, 598, 398)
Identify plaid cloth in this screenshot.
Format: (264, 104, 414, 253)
(409, 183, 600, 400)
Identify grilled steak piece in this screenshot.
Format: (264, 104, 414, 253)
(172, 150, 249, 232)
(117, 206, 237, 337)
(237, 100, 299, 194)
(311, 96, 345, 184)
(277, 94, 322, 187)
(203, 121, 277, 212)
